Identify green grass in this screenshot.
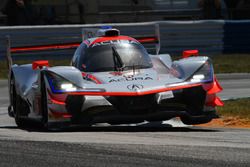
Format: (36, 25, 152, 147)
(211, 54, 250, 73)
(172, 54, 250, 74)
(0, 54, 250, 78)
(217, 98, 250, 120)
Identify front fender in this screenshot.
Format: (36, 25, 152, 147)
(44, 66, 84, 88)
(11, 64, 39, 97)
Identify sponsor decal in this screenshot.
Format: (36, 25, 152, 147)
(127, 84, 144, 91)
(92, 40, 138, 47)
(109, 76, 153, 83)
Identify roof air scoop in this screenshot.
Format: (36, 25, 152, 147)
(97, 28, 120, 37)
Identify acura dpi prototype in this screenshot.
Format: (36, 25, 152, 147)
(7, 27, 223, 129)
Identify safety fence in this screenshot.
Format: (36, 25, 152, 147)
(0, 20, 250, 61)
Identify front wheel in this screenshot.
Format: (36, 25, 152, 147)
(41, 78, 48, 129)
(180, 115, 213, 125)
(11, 77, 27, 128)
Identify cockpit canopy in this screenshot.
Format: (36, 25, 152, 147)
(72, 37, 153, 72)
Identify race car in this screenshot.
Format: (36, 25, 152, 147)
(7, 27, 223, 129)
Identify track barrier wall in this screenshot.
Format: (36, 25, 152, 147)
(0, 20, 250, 61)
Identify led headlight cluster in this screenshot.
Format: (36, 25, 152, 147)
(60, 83, 77, 91)
(190, 60, 213, 83)
(46, 72, 78, 93)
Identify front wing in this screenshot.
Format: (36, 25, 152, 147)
(45, 77, 223, 127)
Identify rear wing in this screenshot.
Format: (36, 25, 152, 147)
(5, 23, 161, 70)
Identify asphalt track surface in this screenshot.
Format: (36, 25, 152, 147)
(217, 73, 250, 100)
(0, 73, 250, 167)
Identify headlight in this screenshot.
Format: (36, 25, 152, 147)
(190, 60, 213, 83)
(60, 83, 77, 91)
(46, 72, 78, 93)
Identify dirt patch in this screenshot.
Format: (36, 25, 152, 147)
(197, 116, 250, 128)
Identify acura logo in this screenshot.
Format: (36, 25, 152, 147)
(127, 84, 143, 91)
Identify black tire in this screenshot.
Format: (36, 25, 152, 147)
(11, 77, 27, 128)
(41, 77, 48, 129)
(180, 115, 213, 125)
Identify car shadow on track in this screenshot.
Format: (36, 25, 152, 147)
(0, 121, 220, 133)
(62, 126, 220, 133)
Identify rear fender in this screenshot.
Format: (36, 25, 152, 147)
(172, 56, 211, 80)
(150, 54, 172, 68)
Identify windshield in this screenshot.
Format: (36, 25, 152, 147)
(79, 42, 153, 72)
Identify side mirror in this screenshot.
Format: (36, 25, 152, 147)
(32, 60, 49, 70)
(182, 50, 199, 58)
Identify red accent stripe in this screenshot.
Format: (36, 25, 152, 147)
(137, 37, 158, 44)
(207, 77, 223, 94)
(82, 72, 102, 84)
(109, 71, 123, 76)
(88, 75, 102, 84)
(11, 42, 80, 53)
(10, 36, 158, 53)
(81, 72, 88, 77)
(205, 95, 224, 107)
(90, 36, 137, 46)
(214, 96, 224, 106)
(47, 90, 66, 105)
(83, 40, 90, 45)
(67, 83, 202, 96)
(50, 98, 66, 105)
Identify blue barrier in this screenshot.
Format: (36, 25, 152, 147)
(223, 20, 250, 53)
(159, 20, 224, 55)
